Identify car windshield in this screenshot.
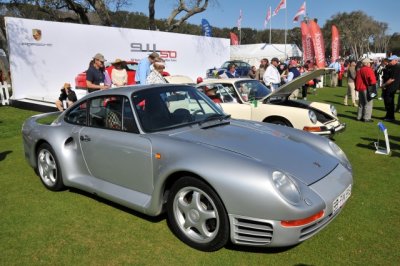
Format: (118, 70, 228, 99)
(234, 80, 271, 101)
(132, 85, 226, 132)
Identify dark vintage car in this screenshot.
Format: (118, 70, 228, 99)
(206, 60, 251, 78)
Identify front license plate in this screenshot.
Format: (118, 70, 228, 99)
(333, 184, 352, 214)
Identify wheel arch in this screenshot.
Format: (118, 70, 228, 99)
(161, 170, 227, 213)
(263, 115, 293, 127)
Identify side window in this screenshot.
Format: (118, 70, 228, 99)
(122, 97, 139, 133)
(222, 84, 240, 102)
(65, 101, 88, 125)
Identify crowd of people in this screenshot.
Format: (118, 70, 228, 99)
(57, 52, 400, 124)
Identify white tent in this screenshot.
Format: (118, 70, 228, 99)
(230, 43, 302, 66)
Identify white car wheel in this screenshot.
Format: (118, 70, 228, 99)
(167, 177, 229, 251)
(37, 143, 65, 191)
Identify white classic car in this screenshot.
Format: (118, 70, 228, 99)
(197, 69, 345, 137)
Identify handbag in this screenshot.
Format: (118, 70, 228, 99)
(366, 85, 377, 101)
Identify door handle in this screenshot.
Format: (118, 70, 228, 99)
(80, 135, 91, 142)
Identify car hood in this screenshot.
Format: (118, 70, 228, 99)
(171, 121, 338, 185)
(261, 68, 331, 101)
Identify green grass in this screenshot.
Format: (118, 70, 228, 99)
(1, 87, 399, 265)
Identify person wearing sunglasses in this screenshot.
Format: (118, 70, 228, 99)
(86, 53, 110, 93)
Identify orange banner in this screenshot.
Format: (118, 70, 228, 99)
(308, 20, 326, 68)
(301, 21, 315, 67)
(230, 32, 239, 45)
(331, 25, 340, 62)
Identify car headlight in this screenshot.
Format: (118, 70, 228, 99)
(308, 110, 317, 124)
(330, 105, 337, 116)
(329, 141, 352, 172)
(273, 171, 301, 205)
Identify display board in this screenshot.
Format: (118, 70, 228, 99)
(5, 17, 230, 102)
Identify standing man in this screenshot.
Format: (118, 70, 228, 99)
(329, 59, 340, 87)
(263, 57, 282, 92)
(135, 52, 160, 85)
(381, 55, 400, 122)
(355, 58, 376, 122)
(86, 53, 110, 93)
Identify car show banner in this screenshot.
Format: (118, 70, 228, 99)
(301, 21, 315, 66)
(308, 20, 326, 69)
(5, 17, 229, 103)
(331, 25, 340, 63)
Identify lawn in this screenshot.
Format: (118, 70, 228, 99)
(0, 86, 399, 265)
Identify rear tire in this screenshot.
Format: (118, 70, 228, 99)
(36, 143, 65, 191)
(167, 176, 229, 251)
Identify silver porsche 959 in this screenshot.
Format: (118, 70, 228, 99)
(22, 84, 352, 251)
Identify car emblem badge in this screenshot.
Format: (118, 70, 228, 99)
(313, 162, 321, 168)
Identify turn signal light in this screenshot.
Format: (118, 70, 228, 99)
(281, 210, 324, 227)
(303, 126, 322, 132)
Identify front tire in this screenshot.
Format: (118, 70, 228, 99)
(167, 176, 229, 251)
(36, 143, 65, 191)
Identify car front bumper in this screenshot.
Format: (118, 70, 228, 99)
(228, 164, 352, 248)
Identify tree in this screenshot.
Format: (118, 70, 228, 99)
(148, 0, 209, 32)
(323, 11, 391, 59)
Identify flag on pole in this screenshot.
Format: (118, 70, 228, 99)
(237, 9, 242, 30)
(230, 32, 239, 45)
(201, 18, 212, 37)
(293, 2, 306, 23)
(264, 6, 272, 28)
(273, 0, 286, 16)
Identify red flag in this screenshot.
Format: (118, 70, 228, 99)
(331, 25, 340, 62)
(230, 32, 239, 45)
(308, 20, 326, 68)
(273, 0, 286, 16)
(293, 2, 306, 23)
(264, 6, 271, 28)
(301, 21, 315, 67)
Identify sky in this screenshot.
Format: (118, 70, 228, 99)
(128, 0, 400, 34)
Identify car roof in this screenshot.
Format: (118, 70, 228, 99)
(78, 84, 192, 100)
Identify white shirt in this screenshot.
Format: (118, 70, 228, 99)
(111, 68, 128, 86)
(263, 64, 281, 86)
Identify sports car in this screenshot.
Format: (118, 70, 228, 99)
(197, 69, 346, 137)
(22, 84, 352, 251)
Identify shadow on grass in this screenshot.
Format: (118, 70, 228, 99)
(68, 187, 166, 223)
(358, 137, 400, 158)
(224, 241, 298, 254)
(0, 150, 12, 161)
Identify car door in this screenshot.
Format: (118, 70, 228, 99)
(78, 95, 153, 194)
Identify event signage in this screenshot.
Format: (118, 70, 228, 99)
(201, 19, 212, 37)
(5, 17, 229, 103)
(331, 25, 340, 62)
(301, 22, 314, 66)
(308, 20, 326, 68)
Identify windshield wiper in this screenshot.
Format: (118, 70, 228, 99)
(199, 114, 231, 126)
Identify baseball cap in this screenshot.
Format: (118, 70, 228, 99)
(388, 55, 399, 61)
(362, 58, 373, 64)
(93, 53, 106, 62)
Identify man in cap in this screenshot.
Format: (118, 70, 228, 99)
(86, 53, 110, 92)
(135, 52, 160, 85)
(355, 58, 376, 122)
(381, 55, 400, 121)
(263, 57, 282, 92)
